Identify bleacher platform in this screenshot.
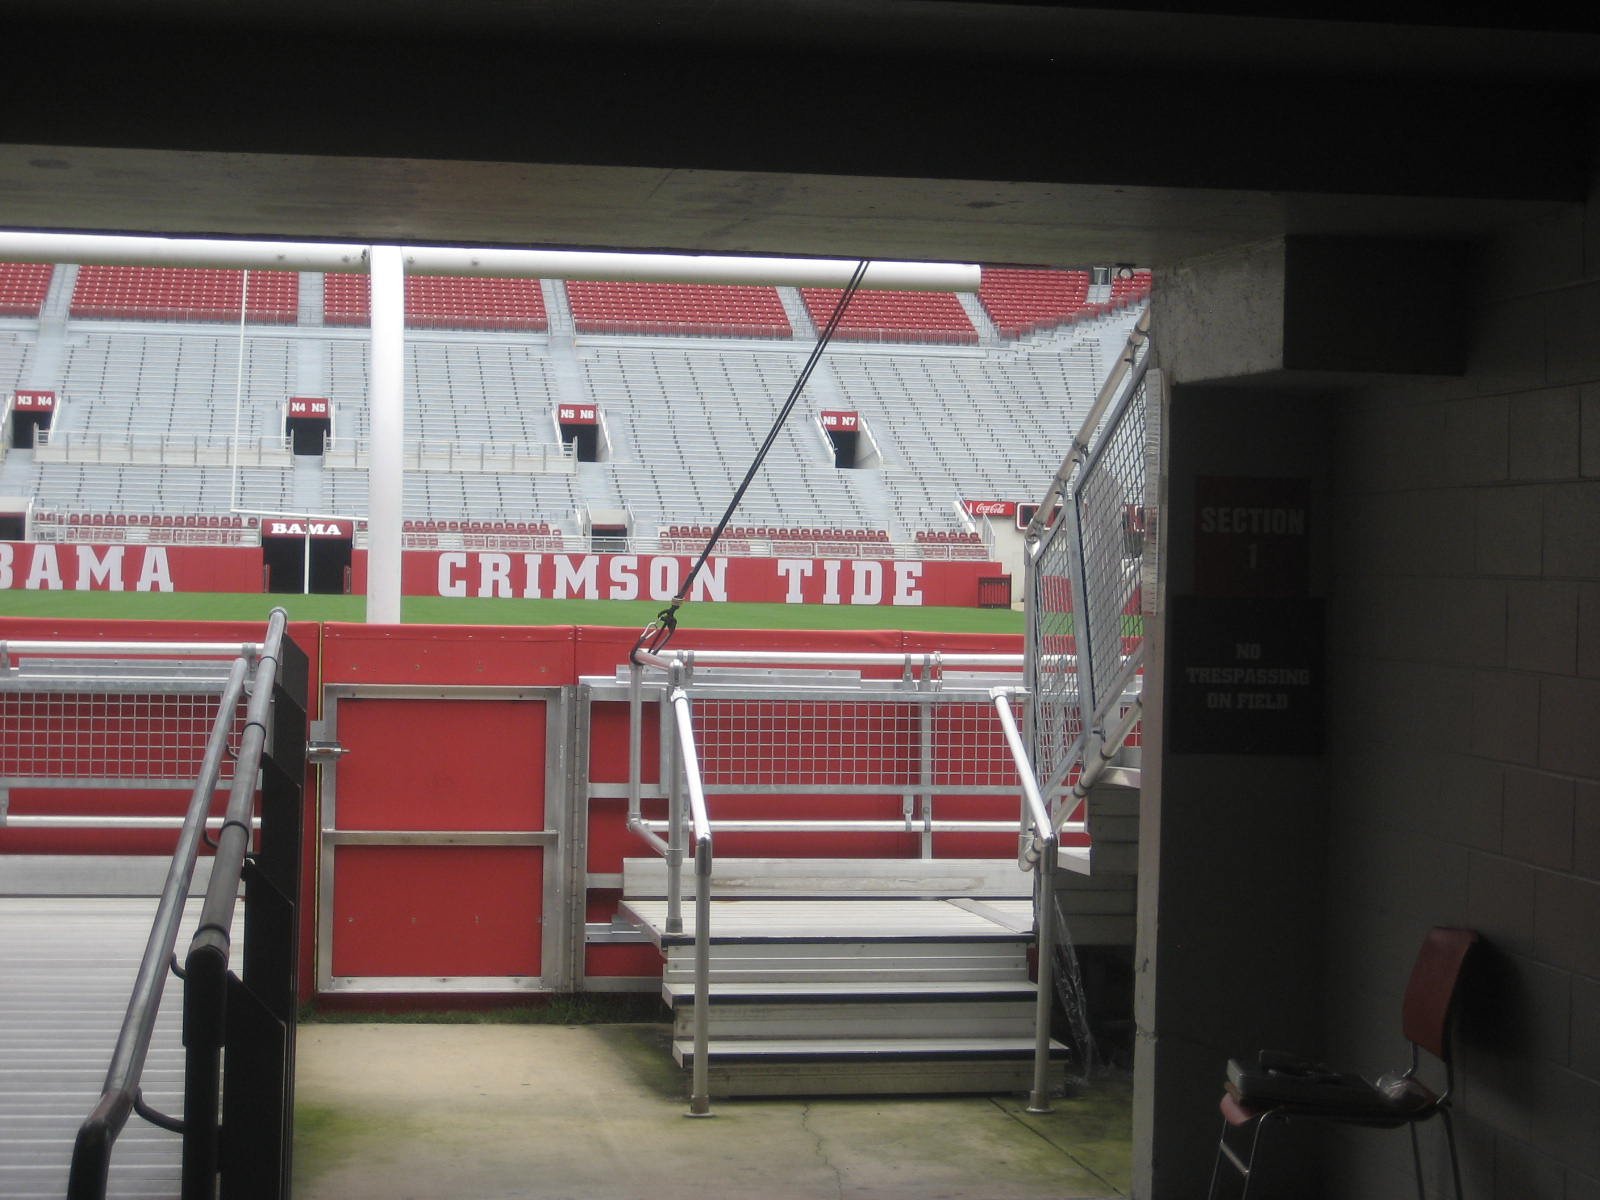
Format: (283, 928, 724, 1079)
(0, 262, 1149, 554)
(70, 266, 298, 324)
(798, 287, 977, 344)
(0, 262, 53, 318)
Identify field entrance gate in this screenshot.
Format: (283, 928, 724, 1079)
(313, 683, 576, 995)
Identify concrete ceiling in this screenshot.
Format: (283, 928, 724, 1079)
(0, 3, 1594, 267)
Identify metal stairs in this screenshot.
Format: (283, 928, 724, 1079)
(620, 858, 1068, 1098)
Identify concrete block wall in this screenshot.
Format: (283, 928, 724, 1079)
(1322, 164, 1600, 1198)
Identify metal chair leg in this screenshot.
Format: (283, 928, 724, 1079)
(1440, 1107, 1465, 1200)
(1209, 1114, 1266, 1200)
(1409, 1122, 1426, 1200)
(1207, 1118, 1229, 1200)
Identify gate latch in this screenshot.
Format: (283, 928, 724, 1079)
(307, 720, 348, 764)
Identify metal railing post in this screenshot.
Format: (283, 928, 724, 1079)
(667, 683, 716, 1118)
(691, 842, 713, 1117)
(1028, 843, 1057, 1114)
(665, 663, 685, 936)
(991, 688, 1058, 1114)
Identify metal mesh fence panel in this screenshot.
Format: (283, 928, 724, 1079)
(0, 689, 245, 787)
(1030, 527, 1084, 799)
(1027, 351, 1154, 800)
(688, 695, 1025, 794)
(1076, 372, 1148, 713)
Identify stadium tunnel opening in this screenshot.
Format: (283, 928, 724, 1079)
(9, 407, 50, 450)
(286, 396, 333, 456)
(286, 413, 330, 456)
(262, 527, 353, 594)
(557, 403, 603, 462)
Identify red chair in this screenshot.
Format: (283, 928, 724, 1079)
(1208, 927, 1479, 1200)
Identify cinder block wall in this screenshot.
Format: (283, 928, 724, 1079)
(1322, 159, 1600, 1196)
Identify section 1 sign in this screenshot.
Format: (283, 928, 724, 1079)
(1195, 475, 1310, 597)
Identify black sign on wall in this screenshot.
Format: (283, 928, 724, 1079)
(1194, 475, 1310, 597)
(1168, 594, 1325, 756)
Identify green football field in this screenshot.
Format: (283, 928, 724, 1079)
(0, 590, 1026, 635)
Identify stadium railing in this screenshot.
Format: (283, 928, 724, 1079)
(0, 612, 307, 1200)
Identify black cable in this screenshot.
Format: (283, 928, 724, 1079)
(631, 260, 872, 663)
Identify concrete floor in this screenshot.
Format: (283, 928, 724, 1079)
(292, 1023, 1132, 1200)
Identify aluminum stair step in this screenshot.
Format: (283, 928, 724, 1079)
(671, 999, 1037, 1041)
(670, 1037, 1070, 1099)
(622, 898, 1034, 949)
(664, 981, 1042, 1041)
(622, 865, 1056, 1099)
(662, 979, 1039, 1005)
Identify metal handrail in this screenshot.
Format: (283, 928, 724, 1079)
(668, 685, 714, 1117)
(634, 649, 1023, 670)
(181, 609, 289, 1195)
(65, 651, 254, 1200)
(990, 688, 1059, 1113)
(0, 639, 264, 668)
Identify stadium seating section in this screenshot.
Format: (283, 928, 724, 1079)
(70, 267, 298, 324)
(324, 274, 549, 331)
(798, 288, 976, 344)
(566, 281, 791, 338)
(2, 263, 1149, 554)
(1110, 270, 1154, 307)
(977, 268, 1095, 337)
(0, 262, 53, 317)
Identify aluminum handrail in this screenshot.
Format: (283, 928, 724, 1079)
(180, 608, 290, 1196)
(668, 686, 714, 1117)
(0, 639, 263, 667)
(989, 687, 1059, 1114)
(66, 653, 251, 1200)
(989, 690, 1054, 860)
(635, 649, 1023, 669)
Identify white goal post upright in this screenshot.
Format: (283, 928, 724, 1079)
(367, 246, 406, 625)
(0, 230, 981, 622)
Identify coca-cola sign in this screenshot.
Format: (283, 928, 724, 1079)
(962, 499, 1016, 518)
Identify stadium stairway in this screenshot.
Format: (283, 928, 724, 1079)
(619, 857, 1068, 1098)
(0, 857, 234, 1200)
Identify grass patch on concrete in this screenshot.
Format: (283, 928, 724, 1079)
(292, 1103, 401, 1189)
